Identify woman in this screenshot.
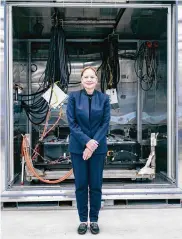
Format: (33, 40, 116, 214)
(66, 66, 110, 235)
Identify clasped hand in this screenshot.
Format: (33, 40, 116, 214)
(83, 139, 98, 160)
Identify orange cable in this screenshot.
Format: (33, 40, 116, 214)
(22, 106, 73, 184)
(22, 136, 73, 184)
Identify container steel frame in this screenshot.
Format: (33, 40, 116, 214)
(1, 1, 182, 203)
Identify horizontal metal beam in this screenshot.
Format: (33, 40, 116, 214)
(60, 20, 115, 25)
(5, 0, 169, 3)
(13, 39, 167, 44)
(13, 38, 139, 43)
(1, 187, 182, 202)
(7, 2, 171, 8)
(6, 0, 122, 1)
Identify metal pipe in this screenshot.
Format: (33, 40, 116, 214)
(8, 5, 14, 186)
(13, 39, 104, 43)
(60, 20, 115, 25)
(171, 4, 176, 181)
(176, 2, 180, 188)
(6, 0, 127, 2)
(3, 2, 8, 191)
(13, 39, 167, 43)
(13, 38, 137, 43)
(6, 2, 170, 8)
(137, 41, 142, 144)
(167, 6, 172, 179)
(27, 41, 32, 154)
(21, 157, 25, 185)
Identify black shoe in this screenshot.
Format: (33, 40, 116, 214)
(77, 223, 88, 235)
(90, 222, 100, 234)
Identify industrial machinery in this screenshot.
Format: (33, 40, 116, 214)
(11, 5, 170, 186)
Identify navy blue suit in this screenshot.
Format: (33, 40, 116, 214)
(66, 89, 110, 154)
(66, 89, 110, 222)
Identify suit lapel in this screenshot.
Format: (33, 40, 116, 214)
(81, 91, 89, 122)
(90, 92, 97, 125)
(81, 89, 97, 126)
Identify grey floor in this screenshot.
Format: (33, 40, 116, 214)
(1, 208, 182, 239)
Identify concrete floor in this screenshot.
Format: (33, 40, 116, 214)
(1, 208, 182, 239)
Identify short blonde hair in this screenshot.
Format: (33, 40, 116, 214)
(81, 66, 97, 77)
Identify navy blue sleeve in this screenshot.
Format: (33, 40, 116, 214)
(93, 95, 110, 143)
(66, 92, 91, 147)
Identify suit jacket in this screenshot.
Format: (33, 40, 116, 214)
(66, 89, 111, 154)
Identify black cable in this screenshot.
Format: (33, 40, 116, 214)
(20, 11, 71, 125)
(98, 35, 120, 93)
(134, 42, 159, 92)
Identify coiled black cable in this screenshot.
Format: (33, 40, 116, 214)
(98, 36, 120, 93)
(134, 42, 159, 91)
(20, 15, 71, 125)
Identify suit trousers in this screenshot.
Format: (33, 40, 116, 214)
(71, 153, 106, 222)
